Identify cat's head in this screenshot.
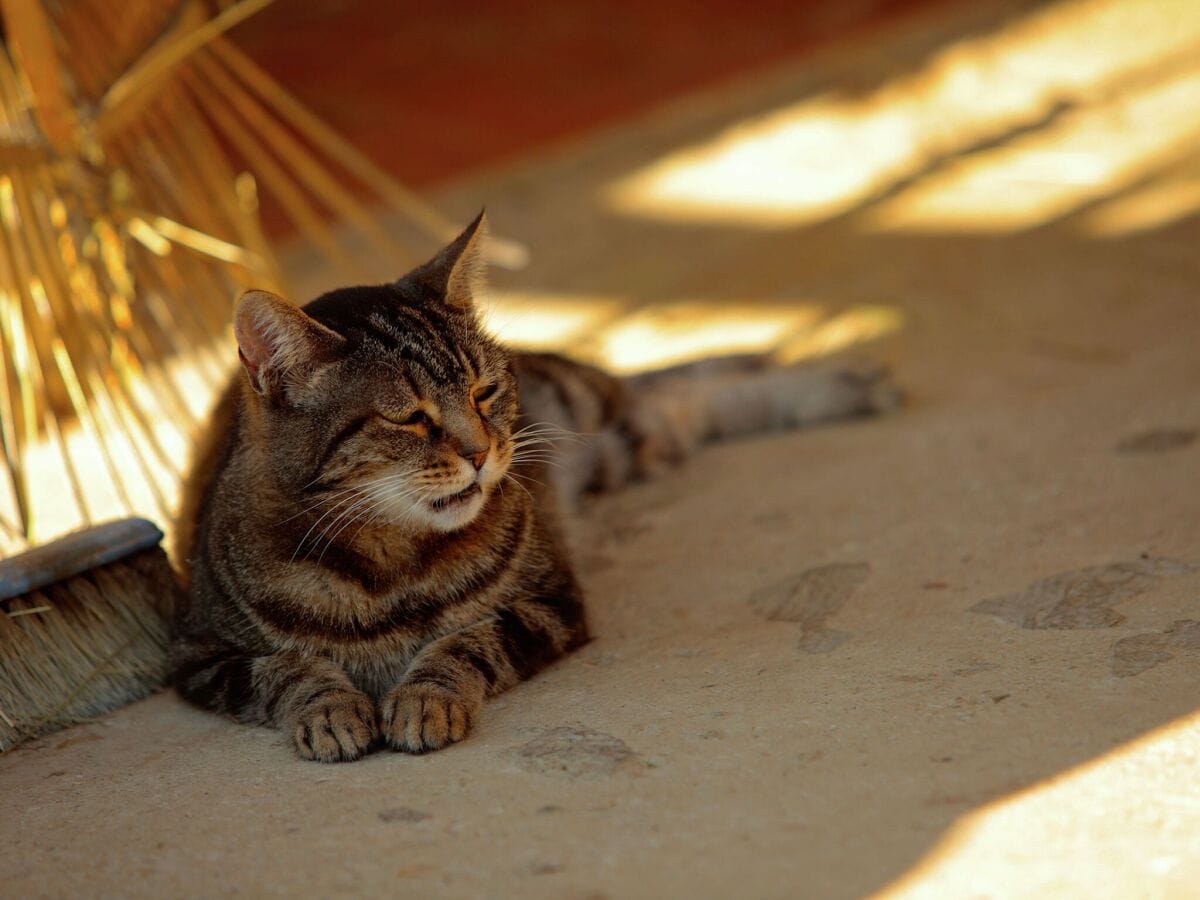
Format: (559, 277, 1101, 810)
(233, 212, 519, 535)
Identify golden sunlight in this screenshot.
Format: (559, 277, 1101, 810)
(478, 290, 626, 351)
(587, 301, 825, 374)
(604, 0, 1200, 233)
(776, 305, 906, 364)
(868, 64, 1200, 232)
(484, 292, 903, 374)
(1082, 167, 1200, 237)
(880, 711, 1200, 896)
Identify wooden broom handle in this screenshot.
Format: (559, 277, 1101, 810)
(0, 518, 164, 601)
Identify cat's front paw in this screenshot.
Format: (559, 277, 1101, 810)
(381, 682, 482, 753)
(290, 687, 378, 763)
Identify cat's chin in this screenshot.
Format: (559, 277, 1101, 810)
(416, 484, 487, 533)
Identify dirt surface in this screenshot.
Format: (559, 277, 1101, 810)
(5, 0, 1200, 896)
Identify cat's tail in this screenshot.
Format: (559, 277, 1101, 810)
(638, 360, 902, 444)
(512, 351, 900, 502)
(627, 356, 899, 468)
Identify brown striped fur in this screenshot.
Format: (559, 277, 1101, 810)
(172, 212, 898, 761)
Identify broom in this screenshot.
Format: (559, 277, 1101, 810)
(0, 518, 177, 751)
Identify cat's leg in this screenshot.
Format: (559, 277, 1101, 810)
(381, 589, 588, 753)
(173, 637, 377, 762)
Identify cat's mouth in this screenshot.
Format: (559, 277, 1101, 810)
(429, 483, 481, 512)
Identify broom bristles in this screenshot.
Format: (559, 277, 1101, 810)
(0, 547, 177, 751)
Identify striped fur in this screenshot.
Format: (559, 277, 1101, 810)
(172, 213, 897, 761)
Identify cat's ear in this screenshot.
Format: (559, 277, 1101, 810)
(234, 290, 344, 399)
(404, 210, 488, 310)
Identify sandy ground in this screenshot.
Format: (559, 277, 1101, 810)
(4, 0, 1200, 897)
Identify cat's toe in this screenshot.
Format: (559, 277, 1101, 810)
(382, 682, 480, 753)
(291, 688, 378, 762)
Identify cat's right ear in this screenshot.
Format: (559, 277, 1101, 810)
(234, 290, 344, 399)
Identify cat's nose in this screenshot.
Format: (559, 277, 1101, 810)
(462, 447, 488, 471)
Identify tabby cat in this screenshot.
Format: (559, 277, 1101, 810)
(172, 213, 896, 762)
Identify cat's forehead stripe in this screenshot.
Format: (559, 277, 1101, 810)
(362, 306, 464, 383)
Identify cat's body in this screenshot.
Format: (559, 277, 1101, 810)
(172, 214, 896, 761)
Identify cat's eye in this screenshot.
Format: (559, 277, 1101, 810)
(473, 383, 498, 405)
(381, 409, 431, 429)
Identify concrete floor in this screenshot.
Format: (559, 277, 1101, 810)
(5, 0, 1200, 897)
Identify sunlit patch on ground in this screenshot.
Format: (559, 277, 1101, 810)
(775, 305, 905, 364)
(881, 711, 1200, 897)
(1082, 162, 1200, 237)
(477, 290, 626, 351)
(482, 291, 904, 374)
(582, 301, 822, 373)
(606, 94, 918, 227)
(604, 0, 1200, 233)
(868, 62, 1200, 232)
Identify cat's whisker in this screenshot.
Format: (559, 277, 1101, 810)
(511, 421, 594, 442)
(292, 476, 401, 532)
(515, 432, 586, 446)
(320, 475, 428, 538)
(508, 427, 568, 436)
(508, 448, 559, 461)
(511, 420, 576, 435)
(315, 507, 378, 564)
(277, 485, 366, 526)
(511, 451, 565, 470)
(289, 467, 424, 519)
(509, 437, 561, 451)
(291, 469, 424, 559)
(508, 452, 563, 465)
(502, 472, 537, 504)
(509, 427, 586, 446)
(505, 469, 548, 491)
(291, 489, 371, 561)
(357, 482, 427, 529)
(509, 438, 562, 451)
(509, 421, 553, 437)
(508, 431, 591, 454)
(309, 492, 388, 562)
(317, 482, 428, 563)
(298, 470, 335, 492)
(509, 432, 579, 448)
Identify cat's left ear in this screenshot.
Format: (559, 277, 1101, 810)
(405, 210, 488, 310)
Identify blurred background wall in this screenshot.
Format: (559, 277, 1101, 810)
(230, 0, 943, 221)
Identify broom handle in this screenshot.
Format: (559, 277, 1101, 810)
(0, 518, 164, 601)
